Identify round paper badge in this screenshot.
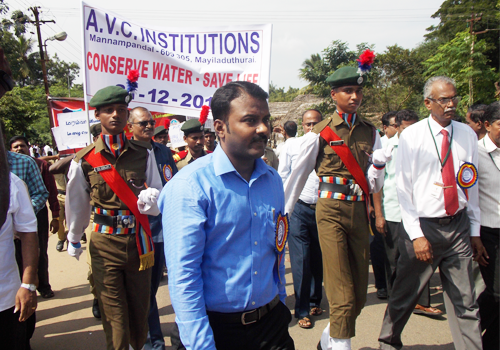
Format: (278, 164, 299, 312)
(456, 162, 478, 189)
(163, 164, 173, 182)
(275, 213, 289, 254)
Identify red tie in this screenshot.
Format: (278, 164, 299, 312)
(441, 129, 459, 215)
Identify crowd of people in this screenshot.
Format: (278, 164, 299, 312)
(0, 44, 499, 350)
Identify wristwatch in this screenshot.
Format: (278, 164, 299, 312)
(20, 283, 37, 292)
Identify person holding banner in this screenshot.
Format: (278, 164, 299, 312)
(65, 85, 162, 350)
(159, 81, 294, 350)
(283, 52, 388, 350)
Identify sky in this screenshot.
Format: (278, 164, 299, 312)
(12, 0, 442, 89)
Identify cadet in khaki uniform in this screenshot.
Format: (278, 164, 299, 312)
(65, 86, 162, 350)
(175, 119, 211, 170)
(283, 66, 389, 350)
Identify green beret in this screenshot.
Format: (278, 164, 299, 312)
(90, 123, 102, 137)
(326, 66, 365, 88)
(89, 86, 131, 108)
(181, 119, 204, 135)
(154, 126, 167, 136)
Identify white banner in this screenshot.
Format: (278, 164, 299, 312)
(54, 111, 100, 150)
(82, 2, 272, 118)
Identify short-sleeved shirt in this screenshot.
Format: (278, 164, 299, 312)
(0, 174, 37, 312)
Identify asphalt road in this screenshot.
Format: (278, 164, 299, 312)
(31, 234, 456, 350)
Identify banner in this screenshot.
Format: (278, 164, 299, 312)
(82, 1, 272, 117)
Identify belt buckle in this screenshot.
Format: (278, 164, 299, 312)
(116, 215, 135, 228)
(241, 309, 258, 325)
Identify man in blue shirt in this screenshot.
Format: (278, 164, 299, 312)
(128, 107, 183, 350)
(159, 81, 294, 350)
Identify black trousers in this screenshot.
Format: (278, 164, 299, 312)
(208, 301, 294, 350)
(478, 226, 499, 350)
(369, 215, 387, 290)
(0, 306, 28, 350)
(36, 205, 51, 293)
(383, 221, 430, 306)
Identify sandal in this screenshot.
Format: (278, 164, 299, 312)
(39, 289, 55, 299)
(413, 304, 443, 317)
(298, 316, 313, 329)
(310, 307, 323, 316)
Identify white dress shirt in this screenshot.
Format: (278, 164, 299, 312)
(274, 137, 295, 158)
(278, 136, 319, 205)
(478, 134, 500, 228)
(0, 174, 37, 312)
(66, 148, 162, 243)
(396, 116, 480, 240)
(284, 130, 383, 214)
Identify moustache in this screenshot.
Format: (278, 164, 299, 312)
(444, 107, 456, 113)
(251, 135, 268, 144)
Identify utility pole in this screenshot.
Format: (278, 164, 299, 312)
(466, 9, 482, 106)
(29, 7, 56, 144)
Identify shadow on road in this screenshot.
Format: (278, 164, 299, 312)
(359, 344, 454, 350)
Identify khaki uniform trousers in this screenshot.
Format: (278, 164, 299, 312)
(316, 198, 370, 339)
(90, 231, 152, 350)
(56, 194, 68, 241)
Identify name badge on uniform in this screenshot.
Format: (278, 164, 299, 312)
(456, 162, 478, 189)
(94, 164, 112, 173)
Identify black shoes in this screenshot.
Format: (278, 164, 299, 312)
(56, 240, 65, 252)
(81, 233, 87, 243)
(376, 288, 388, 299)
(92, 298, 101, 319)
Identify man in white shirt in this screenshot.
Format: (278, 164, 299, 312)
(379, 111, 398, 148)
(275, 121, 297, 158)
(378, 76, 487, 350)
(476, 101, 500, 350)
(278, 109, 322, 329)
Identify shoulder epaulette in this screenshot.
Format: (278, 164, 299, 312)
(312, 117, 332, 134)
(173, 150, 188, 162)
(74, 143, 96, 163)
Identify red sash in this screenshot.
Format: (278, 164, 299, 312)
(84, 149, 154, 270)
(319, 127, 369, 196)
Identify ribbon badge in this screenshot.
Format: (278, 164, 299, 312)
(163, 164, 173, 182)
(274, 212, 289, 284)
(275, 212, 289, 254)
(456, 162, 478, 189)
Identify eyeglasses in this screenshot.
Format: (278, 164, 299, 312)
(388, 124, 398, 128)
(131, 120, 156, 127)
(427, 96, 461, 106)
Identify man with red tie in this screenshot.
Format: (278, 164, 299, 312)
(378, 76, 487, 350)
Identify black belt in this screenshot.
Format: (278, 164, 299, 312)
(297, 199, 316, 210)
(318, 182, 351, 195)
(93, 213, 136, 229)
(57, 189, 66, 195)
(420, 209, 464, 226)
(207, 295, 280, 326)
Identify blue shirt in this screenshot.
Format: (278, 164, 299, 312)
(149, 141, 178, 242)
(159, 145, 287, 350)
(7, 151, 49, 214)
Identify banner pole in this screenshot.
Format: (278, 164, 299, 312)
(81, 1, 92, 145)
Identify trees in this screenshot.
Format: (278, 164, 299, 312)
(424, 30, 497, 112)
(0, 1, 82, 146)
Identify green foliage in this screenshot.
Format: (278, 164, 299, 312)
(0, 2, 82, 147)
(269, 82, 300, 102)
(424, 30, 498, 113)
(426, 0, 499, 71)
